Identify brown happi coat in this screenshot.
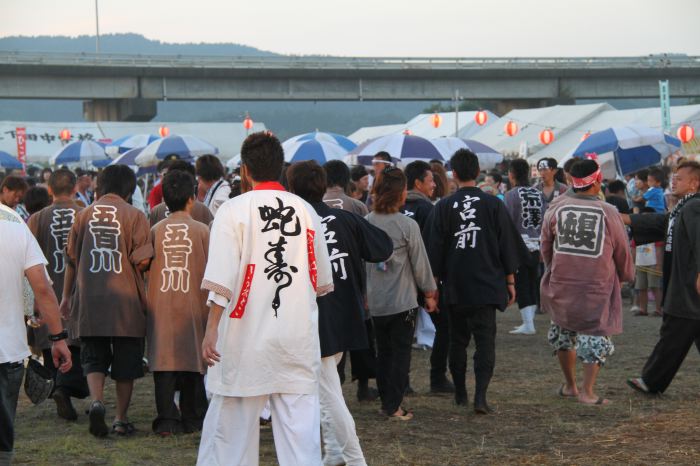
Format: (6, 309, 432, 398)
(149, 200, 214, 228)
(27, 200, 82, 347)
(66, 193, 153, 337)
(146, 212, 210, 373)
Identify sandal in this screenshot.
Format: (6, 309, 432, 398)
(112, 420, 136, 436)
(632, 310, 648, 316)
(626, 377, 653, 395)
(388, 407, 413, 421)
(557, 383, 577, 398)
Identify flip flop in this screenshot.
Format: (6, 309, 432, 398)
(626, 377, 651, 394)
(557, 384, 577, 398)
(579, 397, 610, 406)
(388, 407, 413, 421)
(632, 310, 649, 316)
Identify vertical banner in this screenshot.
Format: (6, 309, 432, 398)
(15, 127, 27, 174)
(659, 80, 671, 133)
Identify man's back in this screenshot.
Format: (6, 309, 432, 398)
(202, 187, 333, 397)
(323, 186, 368, 217)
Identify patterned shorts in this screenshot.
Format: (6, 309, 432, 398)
(547, 323, 615, 365)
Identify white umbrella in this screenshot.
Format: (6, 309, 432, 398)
(430, 137, 503, 170)
(135, 134, 219, 167)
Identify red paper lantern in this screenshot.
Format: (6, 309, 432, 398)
(474, 110, 488, 126)
(539, 129, 554, 145)
(158, 125, 170, 137)
(243, 116, 254, 131)
(677, 124, 695, 143)
(59, 129, 71, 141)
(403, 129, 412, 135)
(504, 121, 518, 137)
(581, 131, 592, 142)
(431, 113, 442, 128)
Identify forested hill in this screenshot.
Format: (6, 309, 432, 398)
(0, 33, 277, 56)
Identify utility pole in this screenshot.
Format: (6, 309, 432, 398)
(95, 0, 101, 54)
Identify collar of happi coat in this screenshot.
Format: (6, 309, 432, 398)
(253, 181, 286, 191)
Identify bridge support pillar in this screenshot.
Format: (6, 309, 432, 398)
(83, 98, 157, 122)
(493, 98, 575, 116)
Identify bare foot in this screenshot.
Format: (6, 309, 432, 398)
(558, 383, 579, 397)
(578, 394, 610, 405)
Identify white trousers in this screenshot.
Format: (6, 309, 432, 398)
(197, 393, 321, 466)
(319, 353, 367, 466)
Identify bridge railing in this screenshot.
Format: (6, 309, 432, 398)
(0, 51, 698, 70)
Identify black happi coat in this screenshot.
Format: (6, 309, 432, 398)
(629, 196, 700, 320)
(401, 191, 434, 231)
(423, 186, 526, 311)
(313, 202, 393, 357)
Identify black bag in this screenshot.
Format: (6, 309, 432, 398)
(24, 357, 54, 405)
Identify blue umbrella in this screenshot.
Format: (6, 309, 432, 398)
(572, 125, 681, 176)
(282, 138, 354, 164)
(105, 134, 161, 156)
(0, 151, 23, 170)
(286, 131, 357, 152)
(347, 133, 442, 166)
(135, 135, 218, 166)
(110, 147, 160, 176)
(50, 140, 107, 165)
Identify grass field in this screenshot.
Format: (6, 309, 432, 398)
(12, 304, 700, 465)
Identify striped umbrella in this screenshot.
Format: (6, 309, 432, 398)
(135, 135, 218, 167)
(285, 131, 357, 151)
(430, 137, 503, 170)
(0, 151, 22, 170)
(346, 133, 442, 166)
(572, 125, 681, 176)
(105, 134, 161, 156)
(50, 140, 108, 165)
(282, 139, 354, 164)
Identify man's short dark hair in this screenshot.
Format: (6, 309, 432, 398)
(168, 160, 196, 177)
(287, 161, 327, 203)
(374, 151, 391, 162)
(488, 171, 503, 185)
(450, 149, 480, 182)
(563, 158, 577, 174)
(677, 160, 700, 183)
(163, 170, 196, 213)
(240, 132, 284, 182)
(97, 165, 136, 200)
(48, 169, 77, 196)
(24, 186, 50, 215)
(195, 155, 225, 182)
(350, 165, 368, 182)
(0, 175, 29, 193)
(404, 160, 432, 191)
(570, 159, 599, 193)
(509, 159, 530, 187)
(323, 160, 350, 188)
(607, 179, 626, 194)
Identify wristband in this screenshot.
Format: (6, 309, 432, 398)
(48, 330, 69, 342)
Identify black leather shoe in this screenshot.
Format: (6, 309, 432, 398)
(357, 385, 378, 402)
(473, 393, 493, 414)
(454, 390, 468, 406)
(53, 388, 78, 421)
(430, 377, 455, 394)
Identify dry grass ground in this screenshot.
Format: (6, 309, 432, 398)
(12, 304, 700, 465)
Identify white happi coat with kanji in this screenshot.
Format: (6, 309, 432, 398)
(202, 184, 333, 397)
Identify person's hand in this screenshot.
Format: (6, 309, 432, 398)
(51, 340, 72, 373)
(620, 213, 632, 225)
(507, 284, 516, 306)
(424, 296, 438, 313)
(59, 299, 70, 321)
(696, 274, 700, 296)
(202, 329, 221, 367)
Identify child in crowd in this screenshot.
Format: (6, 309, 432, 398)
(147, 170, 210, 436)
(631, 169, 649, 213)
(631, 207, 664, 316)
(643, 168, 666, 213)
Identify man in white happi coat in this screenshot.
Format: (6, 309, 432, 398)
(197, 132, 334, 466)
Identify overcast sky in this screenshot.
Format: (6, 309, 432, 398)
(4, 0, 700, 57)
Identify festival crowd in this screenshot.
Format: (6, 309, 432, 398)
(1, 131, 699, 466)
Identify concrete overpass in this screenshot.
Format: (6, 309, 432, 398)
(1, 52, 698, 121)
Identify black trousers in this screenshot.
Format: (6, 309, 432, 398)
(642, 314, 700, 393)
(373, 309, 416, 414)
(448, 305, 497, 394)
(41, 346, 89, 399)
(429, 302, 450, 383)
(0, 362, 24, 456)
(153, 371, 208, 433)
(515, 251, 540, 309)
(337, 318, 377, 384)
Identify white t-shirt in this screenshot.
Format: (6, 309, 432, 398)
(203, 179, 232, 217)
(0, 203, 48, 364)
